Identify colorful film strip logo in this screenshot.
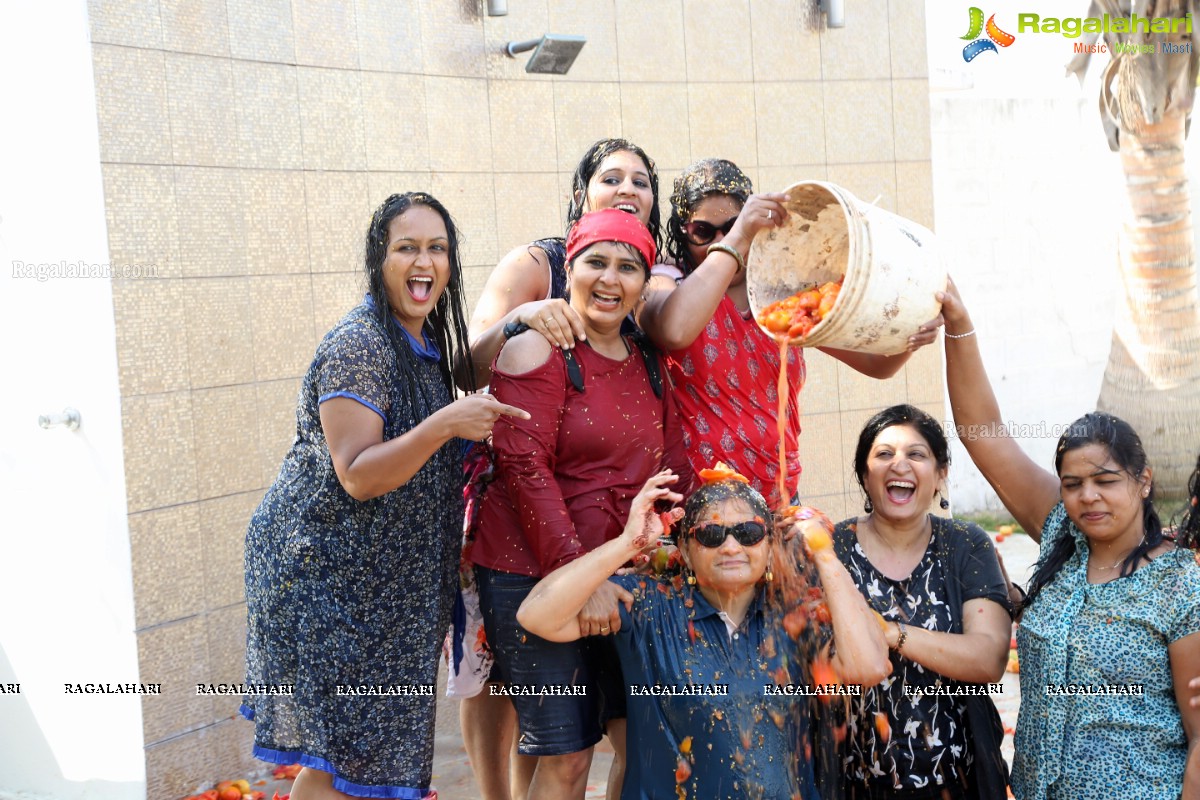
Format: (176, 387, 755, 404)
(962, 7, 1016, 61)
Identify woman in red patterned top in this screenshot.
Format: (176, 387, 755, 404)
(639, 159, 941, 508)
(471, 209, 696, 800)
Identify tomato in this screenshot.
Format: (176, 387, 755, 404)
(817, 291, 838, 319)
(796, 290, 821, 311)
(697, 461, 750, 484)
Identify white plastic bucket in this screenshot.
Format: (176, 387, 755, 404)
(747, 181, 946, 355)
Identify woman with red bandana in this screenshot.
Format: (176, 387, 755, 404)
(471, 209, 696, 800)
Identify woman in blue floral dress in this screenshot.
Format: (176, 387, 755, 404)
(242, 192, 528, 800)
(940, 279, 1200, 800)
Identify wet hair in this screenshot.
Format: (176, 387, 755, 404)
(1022, 412, 1162, 611)
(1176, 452, 1200, 550)
(679, 479, 773, 543)
(666, 158, 754, 272)
(852, 404, 951, 501)
(565, 138, 662, 253)
(364, 192, 475, 401)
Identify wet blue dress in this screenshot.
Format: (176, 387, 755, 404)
(242, 300, 463, 799)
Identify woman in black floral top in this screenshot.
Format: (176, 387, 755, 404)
(833, 404, 1012, 800)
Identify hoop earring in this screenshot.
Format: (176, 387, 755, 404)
(864, 497, 873, 514)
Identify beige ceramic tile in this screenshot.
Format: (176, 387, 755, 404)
(839, 406, 882, 494)
(836, 358, 908, 413)
(749, 1, 822, 81)
(906, 344, 945, 405)
(251, 274, 318, 381)
(825, 162, 898, 212)
(311, 272, 365, 341)
(244, 169, 310, 275)
(803, 491, 850, 523)
(361, 72, 430, 172)
(488, 80, 558, 173)
(166, 53, 237, 168)
(357, 0, 423, 72)
(462, 263, 495, 314)
(174, 166, 249, 277)
(755, 81, 826, 167)
(144, 727, 212, 800)
(615, 0, 686, 81)
(548, 0, 618, 82)
(797, 347, 840, 414)
(304, 171, 371, 274)
(796, 410, 845, 497)
(293, 0, 359, 68)
(823, 79, 895, 164)
(425, 76, 493, 172)
(258, 377, 303, 485)
(686, 83, 758, 168)
(553, 82, 623, 172)
(122, 391, 198, 513)
(227, 0, 296, 62)
(88, 0, 163, 47)
(111, 277, 189, 396)
(232, 61, 302, 170)
(137, 617, 212, 744)
(183, 277, 255, 388)
(893, 79, 932, 161)
(367, 173, 437, 211)
(198, 493, 259, 608)
(429, 172, 500, 267)
(895, 161, 934, 230)
(683, 0, 753, 82)
(205, 705, 259, 775)
(756, 164, 828, 195)
(819, 0, 892, 80)
(92, 45, 171, 164)
(620, 83, 690, 173)
(298, 67, 367, 171)
(101, 163, 180, 279)
(129, 504, 204, 630)
(192, 384, 262, 500)
(420, 0, 486, 77)
(160, 0, 230, 57)
(492, 172, 565, 261)
(889, 0, 930, 79)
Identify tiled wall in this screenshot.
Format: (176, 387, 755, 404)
(87, 0, 936, 794)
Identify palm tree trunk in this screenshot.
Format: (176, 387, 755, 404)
(1097, 109, 1200, 497)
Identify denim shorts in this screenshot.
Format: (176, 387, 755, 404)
(475, 566, 626, 756)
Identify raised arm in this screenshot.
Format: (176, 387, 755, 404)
(518, 471, 683, 642)
(1171, 632, 1200, 799)
(942, 278, 1060, 541)
(638, 193, 787, 351)
(458, 242, 587, 389)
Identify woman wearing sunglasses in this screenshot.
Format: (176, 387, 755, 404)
(638, 159, 942, 509)
(517, 469, 890, 798)
(834, 404, 1012, 799)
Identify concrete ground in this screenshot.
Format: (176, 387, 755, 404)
(421, 530, 1040, 799)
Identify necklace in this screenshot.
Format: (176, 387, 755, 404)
(1089, 535, 1146, 572)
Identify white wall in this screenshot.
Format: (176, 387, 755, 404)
(0, 2, 145, 798)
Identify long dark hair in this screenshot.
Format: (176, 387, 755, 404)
(1022, 412, 1161, 611)
(852, 404, 951, 503)
(565, 138, 662, 252)
(666, 158, 754, 273)
(364, 192, 475, 402)
(1176, 453, 1200, 550)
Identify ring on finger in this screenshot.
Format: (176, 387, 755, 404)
(767, 209, 773, 220)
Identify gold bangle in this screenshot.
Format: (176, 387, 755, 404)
(706, 242, 745, 274)
(893, 621, 908, 652)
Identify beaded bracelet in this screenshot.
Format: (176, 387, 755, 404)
(707, 242, 745, 274)
(944, 329, 976, 339)
(893, 621, 908, 652)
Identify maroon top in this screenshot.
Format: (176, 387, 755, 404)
(471, 338, 696, 578)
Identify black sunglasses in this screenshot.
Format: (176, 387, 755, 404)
(681, 217, 737, 246)
(688, 520, 769, 548)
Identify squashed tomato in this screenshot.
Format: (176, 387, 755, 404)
(756, 277, 844, 341)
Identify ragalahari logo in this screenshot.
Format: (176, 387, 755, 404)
(961, 7, 1016, 61)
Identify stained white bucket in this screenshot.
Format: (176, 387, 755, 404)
(747, 181, 946, 355)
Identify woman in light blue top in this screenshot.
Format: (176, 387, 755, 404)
(939, 279, 1200, 800)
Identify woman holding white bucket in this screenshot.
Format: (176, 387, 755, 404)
(637, 159, 942, 509)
